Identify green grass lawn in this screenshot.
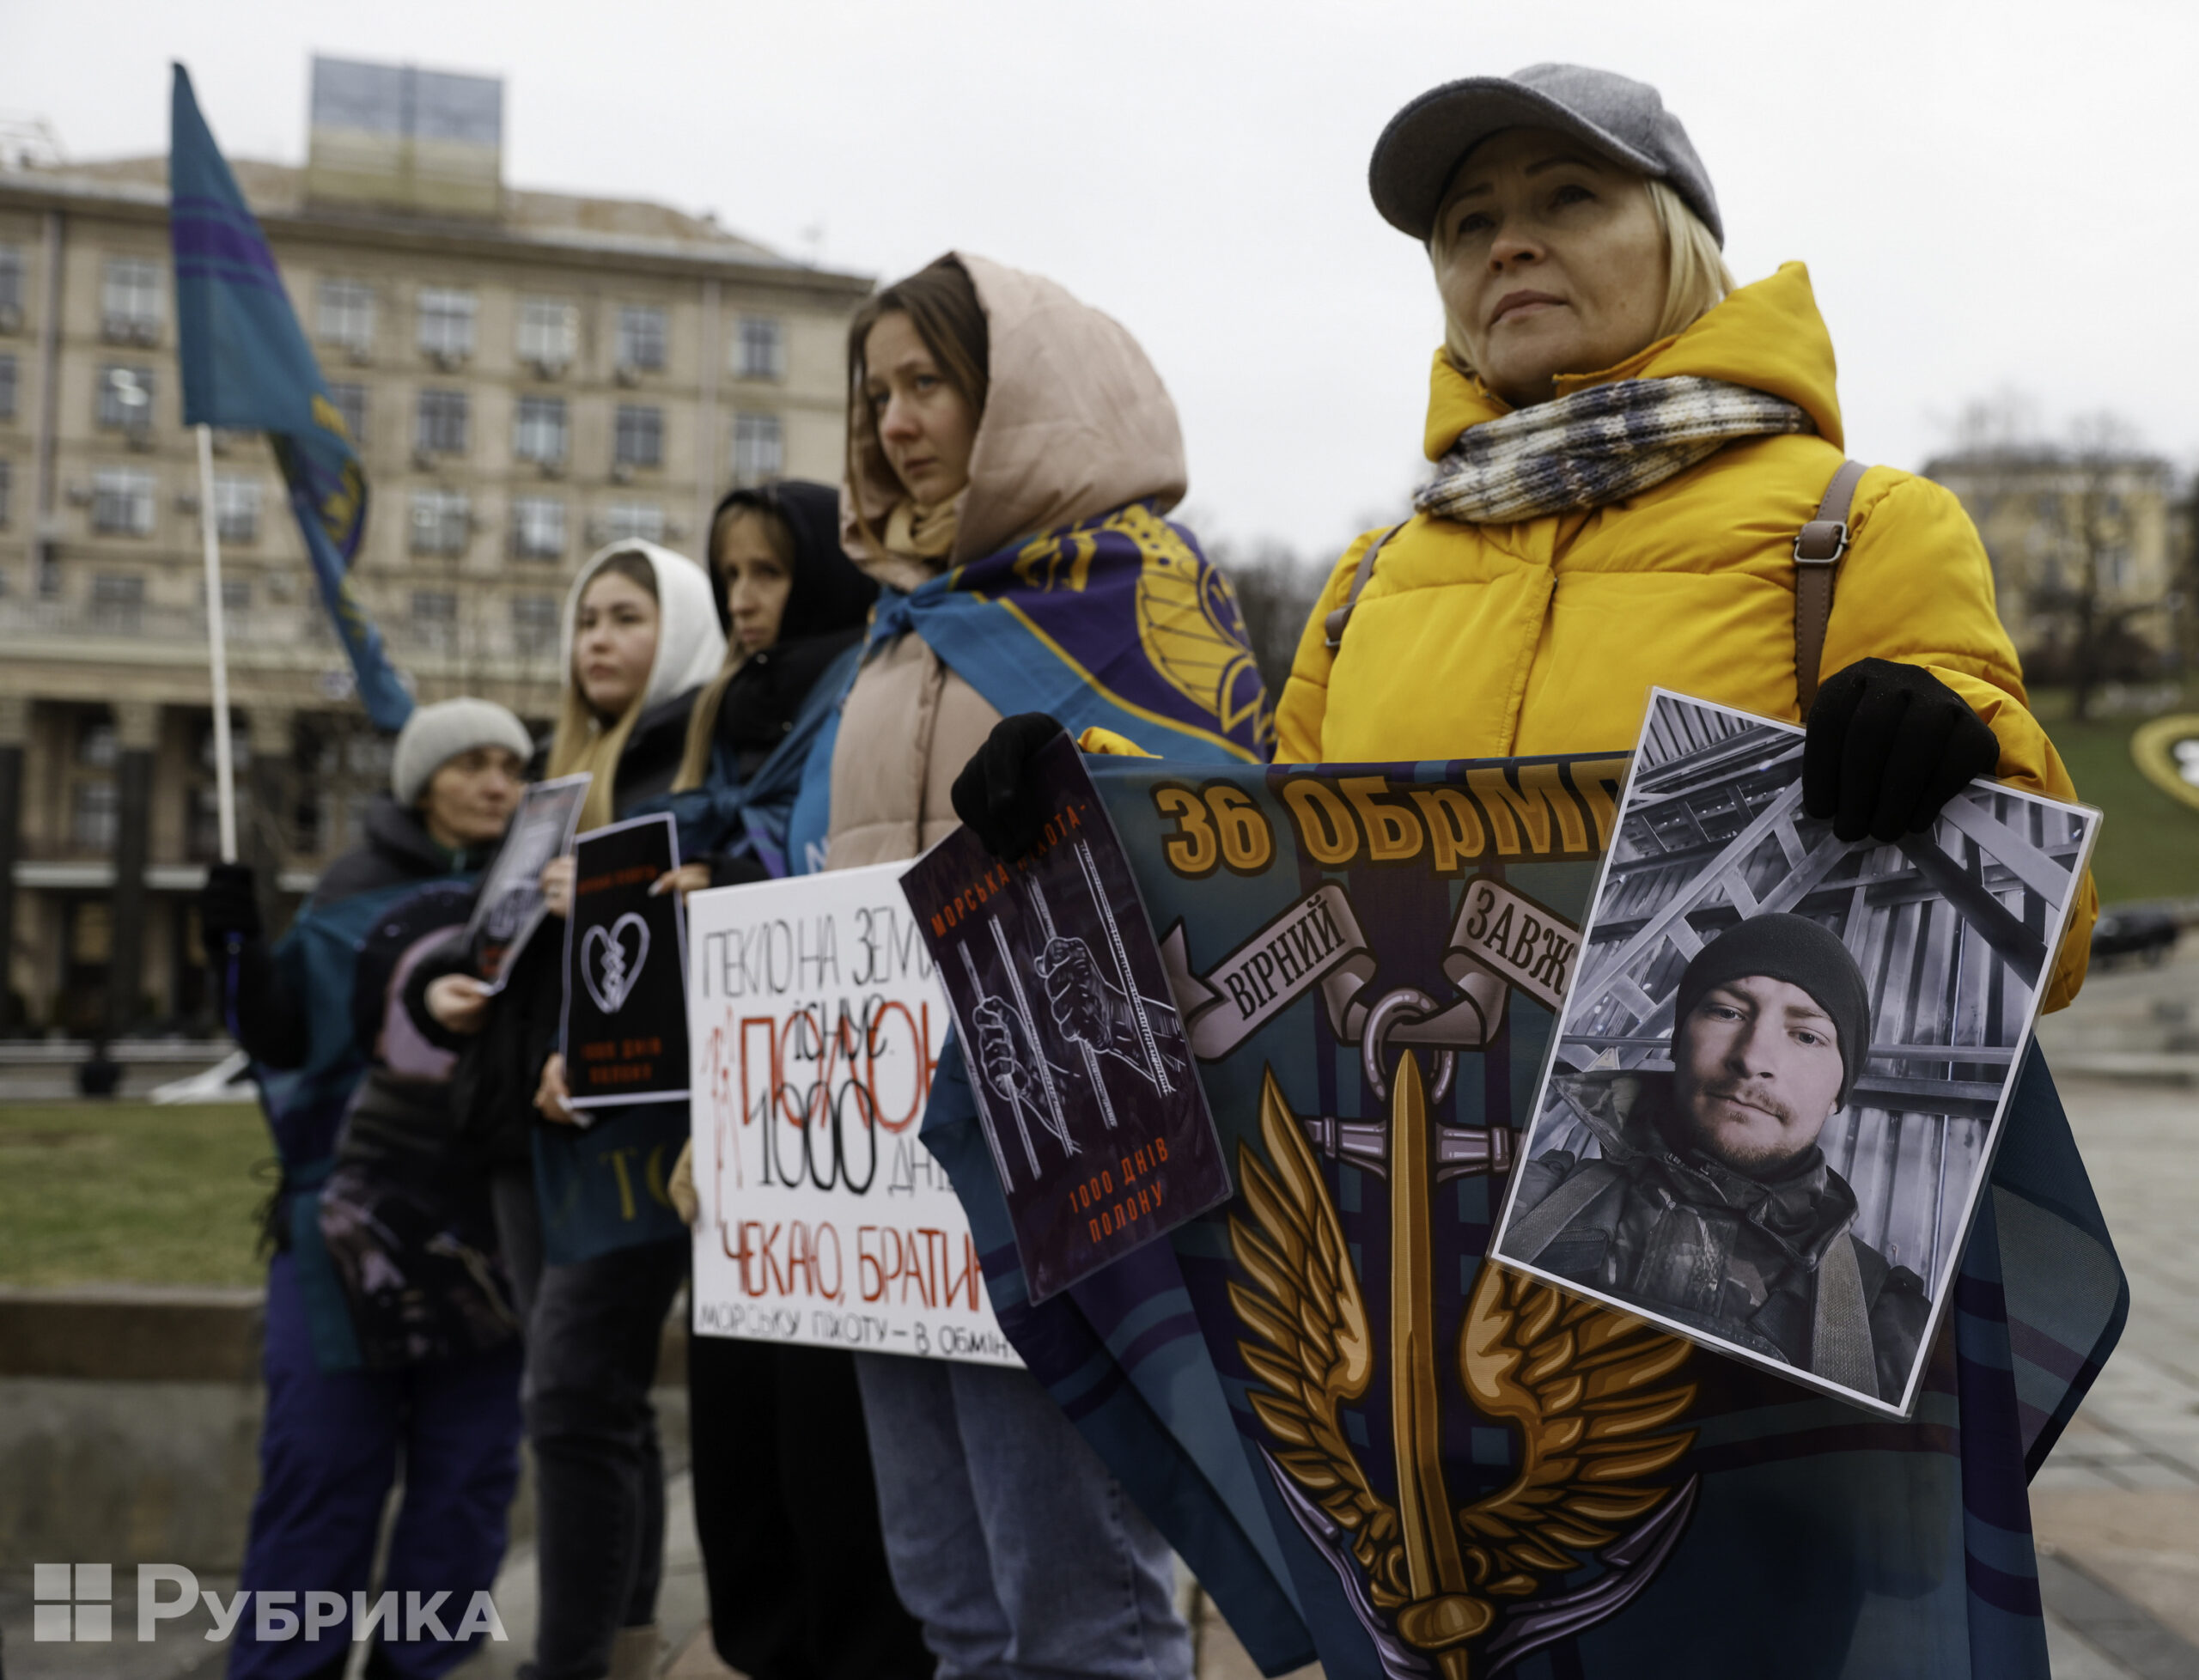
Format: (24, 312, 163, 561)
(2031, 686, 2199, 908)
(0, 1101, 270, 1287)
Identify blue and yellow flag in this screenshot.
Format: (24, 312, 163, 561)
(168, 64, 412, 731)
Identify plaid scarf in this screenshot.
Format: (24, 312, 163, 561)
(1416, 375, 1814, 524)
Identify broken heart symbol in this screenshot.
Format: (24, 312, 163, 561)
(580, 911, 650, 1015)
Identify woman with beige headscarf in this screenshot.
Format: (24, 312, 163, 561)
(800, 252, 1265, 1680)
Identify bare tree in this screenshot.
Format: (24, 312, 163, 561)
(1927, 400, 2173, 721)
(2040, 414, 2162, 721)
(1203, 532, 1327, 697)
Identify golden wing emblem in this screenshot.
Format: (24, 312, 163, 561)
(1457, 1265, 1696, 1598)
(1114, 505, 1270, 744)
(1227, 1067, 1405, 1601)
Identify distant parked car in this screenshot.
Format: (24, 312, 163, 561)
(2090, 908, 2179, 968)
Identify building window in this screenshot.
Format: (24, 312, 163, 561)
(0, 354, 15, 420)
(0, 246, 21, 316)
(317, 278, 375, 354)
(77, 718, 118, 770)
(327, 381, 369, 447)
(72, 781, 119, 854)
(92, 466, 156, 535)
(512, 593, 559, 655)
(737, 316, 786, 381)
(200, 575, 251, 614)
(89, 572, 145, 630)
(410, 489, 471, 556)
(731, 411, 783, 486)
(512, 496, 566, 560)
(212, 475, 260, 543)
(0, 460, 10, 528)
(416, 388, 469, 455)
(613, 405, 663, 470)
(96, 365, 157, 432)
(101, 257, 163, 342)
(617, 305, 667, 372)
(416, 288, 476, 360)
(517, 297, 576, 369)
(411, 589, 459, 649)
(603, 502, 663, 545)
(515, 396, 568, 466)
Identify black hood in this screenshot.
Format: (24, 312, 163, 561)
(707, 480, 877, 642)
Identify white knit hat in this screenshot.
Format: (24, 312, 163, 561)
(390, 698, 534, 805)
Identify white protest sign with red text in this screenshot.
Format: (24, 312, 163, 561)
(685, 863, 1020, 1367)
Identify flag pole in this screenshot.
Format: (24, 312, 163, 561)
(197, 423, 237, 864)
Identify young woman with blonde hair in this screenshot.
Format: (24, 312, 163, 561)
(412, 539, 722, 1680)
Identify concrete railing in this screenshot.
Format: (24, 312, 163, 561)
(0, 1285, 688, 1569)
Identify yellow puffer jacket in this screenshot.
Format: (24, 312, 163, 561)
(1277, 262, 2092, 1008)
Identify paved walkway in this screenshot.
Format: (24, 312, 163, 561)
(2025, 940, 2199, 1677)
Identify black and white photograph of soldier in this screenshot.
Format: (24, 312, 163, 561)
(1492, 690, 2101, 1415)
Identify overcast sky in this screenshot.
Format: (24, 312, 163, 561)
(7, 0, 2196, 563)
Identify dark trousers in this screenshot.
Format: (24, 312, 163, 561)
(688, 1336, 931, 1680)
(230, 1252, 523, 1680)
(490, 1161, 544, 1324)
(522, 1234, 687, 1680)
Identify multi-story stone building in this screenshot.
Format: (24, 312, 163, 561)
(1922, 447, 2187, 689)
(0, 59, 869, 1035)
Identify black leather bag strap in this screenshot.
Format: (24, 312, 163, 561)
(1323, 524, 1406, 652)
(1794, 459, 1867, 715)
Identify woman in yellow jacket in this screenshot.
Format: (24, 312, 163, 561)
(1272, 63, 2094, 1007)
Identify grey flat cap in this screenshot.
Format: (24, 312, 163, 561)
(1369, 63, 1722, 247)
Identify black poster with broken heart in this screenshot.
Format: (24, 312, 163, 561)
(561, 813, 689, 1109)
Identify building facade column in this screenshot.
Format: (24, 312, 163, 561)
(105, 700, 158, 1038)
(0, 695, 26, 1032)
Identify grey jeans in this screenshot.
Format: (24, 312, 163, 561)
(853, 1353, 1191, 1680)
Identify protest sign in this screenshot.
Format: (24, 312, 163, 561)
(466, 772, 589, 992)
(685, 863, 1020, 1367)
(911, 745, 2125, 1680)
(900, 733, 1229, 1302)
(561, 813, 688, 1111)
(1489, 690, 2103, 1417)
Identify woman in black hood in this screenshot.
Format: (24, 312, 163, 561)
(655, 481, 879, 886)
(653, 482, 926, 1680)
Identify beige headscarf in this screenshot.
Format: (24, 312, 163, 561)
(842, 252, 1187, 592)
(883, 498, 959, 563)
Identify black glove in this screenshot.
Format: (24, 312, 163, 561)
(199, 862, 262, 945)
(952, 713, 1068, 859)
(1804, 659, 2001, 843)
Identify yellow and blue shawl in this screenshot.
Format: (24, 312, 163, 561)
(787, 502, 1272, 871)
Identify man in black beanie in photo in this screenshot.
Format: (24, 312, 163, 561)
(1504, 913, 1928, 1403)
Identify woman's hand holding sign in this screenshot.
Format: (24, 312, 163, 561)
(649, 862, 713, 901)
(424, 974, 491, 1036)
(539, 855, 576, 919)
(534, 1051, 579, 1125)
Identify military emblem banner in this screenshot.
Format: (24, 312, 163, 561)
(913, 746, 2128, 1679)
